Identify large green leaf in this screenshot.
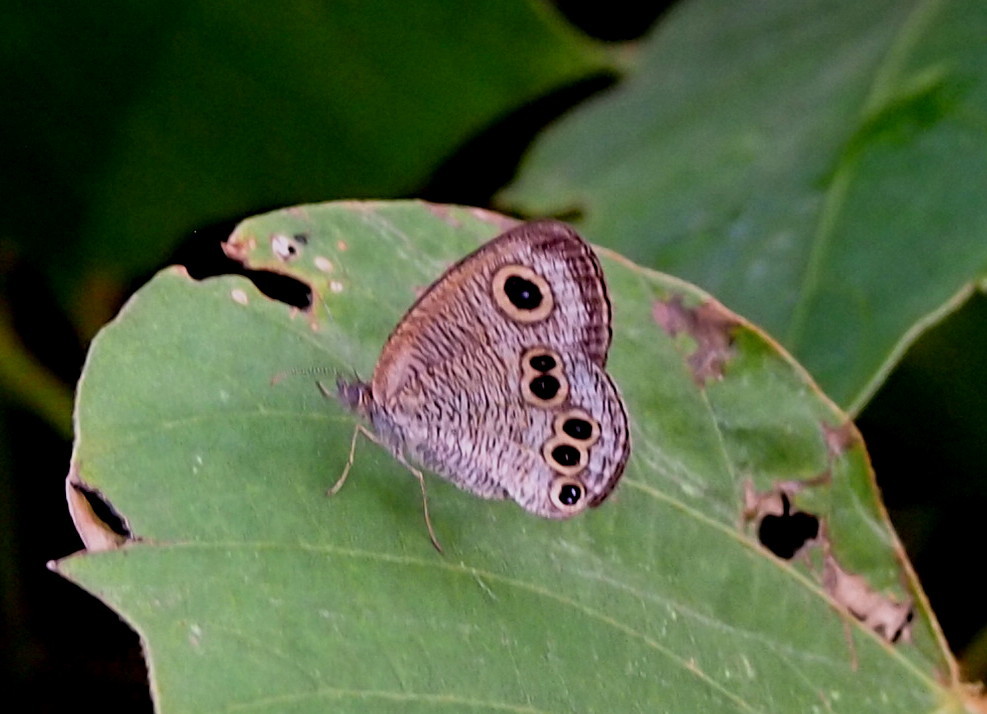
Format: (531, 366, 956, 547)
(56, 202, 964, 712)
(502, 0, 987, 414)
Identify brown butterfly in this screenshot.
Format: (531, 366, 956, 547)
(333, 220, 629, 549)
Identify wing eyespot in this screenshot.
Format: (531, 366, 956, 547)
(549, 476, 588, 515)
(491, 265, 554, 322)
(542, 434, 588, 476)
(520, 347, 568, 407)
(553, 408, 600, 447)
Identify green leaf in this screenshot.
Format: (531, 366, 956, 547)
(56, 202, 963, 712)
(501, 0, 987, 414)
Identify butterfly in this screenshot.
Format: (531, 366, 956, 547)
(332, 220, 629, 549)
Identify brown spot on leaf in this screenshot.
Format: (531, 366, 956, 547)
(65, 465, 133, 552)
(425, 202, 462, 227)
(743, 479, 915, 645)
(823, 554, 914, 644)
(653, 295, 739, 385)
(467, 207, 520, 231)
(822, 421, 860, 457)
(222, 233, 256, 262)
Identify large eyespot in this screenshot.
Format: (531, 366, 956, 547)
(553, 408, 600, 447)
(491, 265, 554, 322)
(549, 476, 587, 515)
(542, 434, 587, 476)
(520, 347, 568, 408)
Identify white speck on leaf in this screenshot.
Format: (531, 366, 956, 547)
(271, 233, 296, 260)
(231, 289, 248, 305)
(189, 623, 203, 649)
(314, 256, 334, 273)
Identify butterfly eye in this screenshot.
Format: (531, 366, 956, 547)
(549, 476, 587, 514)
(491, 265, 554, 322)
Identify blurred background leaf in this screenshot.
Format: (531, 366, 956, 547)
(502, 0, 987, 415)
(2, 0, 986, 710)
(0, 0, 612, 332)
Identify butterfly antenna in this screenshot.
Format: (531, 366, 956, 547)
(270, 365, 335, 386)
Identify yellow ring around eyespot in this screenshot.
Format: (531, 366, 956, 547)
(549, 475, 588, 515)
(520, 347, 569, 408)
(552, 408, 600, 448)
(491, 264, 554, 323)
(541, 434, 587, 476)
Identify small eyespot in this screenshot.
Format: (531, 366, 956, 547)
(530, 375, 560, 401)
(551, 444, 581, 467)
(521, 348, 568, 407)
(491, 265, 554, 322)
(549, 476, 587, 515)
(562, 418, 593, 440)
(542, 435, 586, 475)
(528, 354, 557, 373)
(552, 408, 600, 447)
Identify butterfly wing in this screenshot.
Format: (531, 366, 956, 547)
(365, 220, 629, 517)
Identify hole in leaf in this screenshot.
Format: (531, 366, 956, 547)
(160, 217, 312, 309)
(757, 494, 820, 560)
(71, 481, 131, 539)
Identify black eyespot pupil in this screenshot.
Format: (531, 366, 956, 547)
(551, 445, 580, 467)
(558, 483, 582, 505)
(504, 275, 542, 310)
(529, 354, 557, 372)
(562, 418, 593, 440)
(530, 375, 560, 400)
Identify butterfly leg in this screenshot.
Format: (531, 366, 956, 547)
(393, 452, 444, 554)
(327, 422, 372, 497)
(327, 420, 444, 554)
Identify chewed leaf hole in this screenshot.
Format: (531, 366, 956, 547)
(757, 494, 820, 560)
(240, 270, 311, 309)
(164, 219, 313, 309)
(743, 481, 822, 561)
(71, 481, 132, 539)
